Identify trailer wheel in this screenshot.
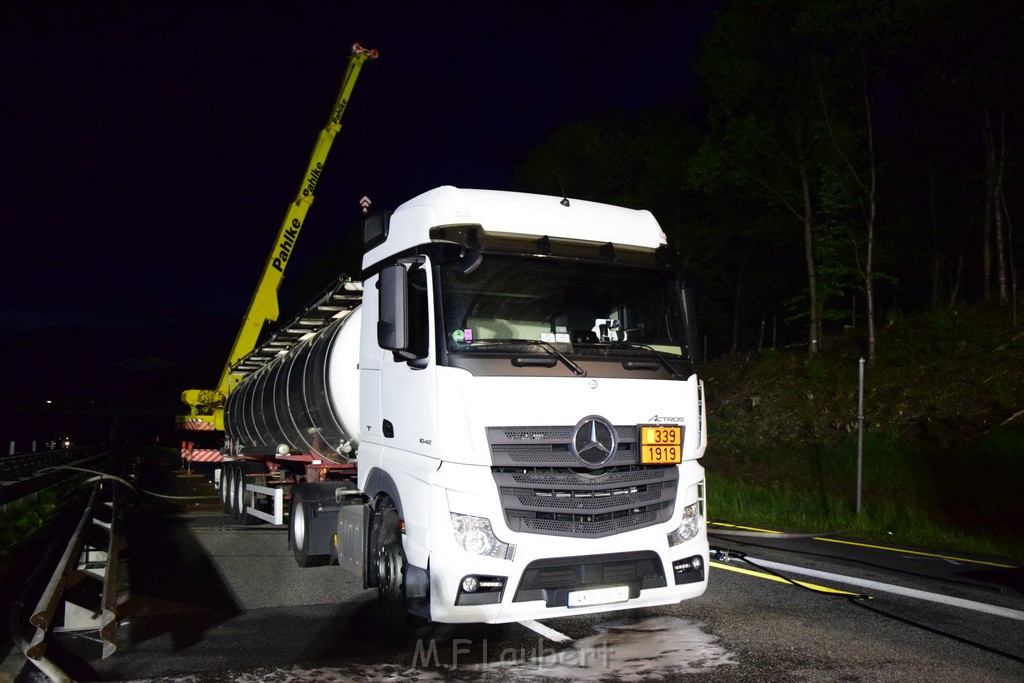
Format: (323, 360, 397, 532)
(221, 464, 235, 514)
(289, 484, 330, 567)
(375, 503, 411, 626)
(241, 462, 269, 526)
(235, 461, 266, 526)
(228, 464, 246, 520)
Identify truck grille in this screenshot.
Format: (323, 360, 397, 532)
(488, 425, 678, 538)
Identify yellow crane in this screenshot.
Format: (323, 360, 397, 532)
(178, 43, 378, 432)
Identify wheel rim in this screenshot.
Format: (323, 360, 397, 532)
(292, 501, 306, 550)
(221, 467, 229, 504)
(377, 541, 405, 604)
(222, 466, 233, 509)
(235, 471, 246, 516)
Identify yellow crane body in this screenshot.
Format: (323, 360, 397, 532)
(178, 43, 377, 432)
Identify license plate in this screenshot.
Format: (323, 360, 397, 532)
(567, 585, 630, 608)
(640, 425, 682, 464)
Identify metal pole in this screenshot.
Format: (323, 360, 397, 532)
(857, 357, 865, 515)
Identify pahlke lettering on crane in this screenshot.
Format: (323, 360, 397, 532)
(272, 218, 302, 272)
(301, 162, 324, 197)
(331, 97, 349, 126)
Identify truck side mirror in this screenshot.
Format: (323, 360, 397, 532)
(377, 264, 408, 352)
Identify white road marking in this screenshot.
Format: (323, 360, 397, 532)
(518, 619, 573, 643)
(748, 556, 1024, 621)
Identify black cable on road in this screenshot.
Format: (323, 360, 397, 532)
(712, 545, 1024, 666)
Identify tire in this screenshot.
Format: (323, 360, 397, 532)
(375, 501, 412, 626)
(289, 484, 330, 567)
(232, 462, 264, 528)
(228, 463, 245, 520)
(237, 461, 267, 526)
(221, 464, 235, 514)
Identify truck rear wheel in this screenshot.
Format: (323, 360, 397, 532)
(289, 484, 331, 567)
(375, 503, 411, 626)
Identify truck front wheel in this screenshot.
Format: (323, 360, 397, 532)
(375, 504, 410, 626)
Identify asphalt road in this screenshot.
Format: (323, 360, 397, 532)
(11, 455, 1024, 682)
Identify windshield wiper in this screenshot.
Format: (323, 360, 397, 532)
(606, 341, 685, 379)
(464, 339, 587, 376)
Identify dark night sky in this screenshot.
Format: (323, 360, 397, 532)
(1, 1, 718, 440)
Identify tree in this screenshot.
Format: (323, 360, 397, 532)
(907, 0, 1023, 309)
(799, 0, 899, 363)
(689, 0, 827, 353)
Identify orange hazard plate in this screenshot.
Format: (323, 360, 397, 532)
(640, 425, 682, 464)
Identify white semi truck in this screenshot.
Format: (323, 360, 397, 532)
(220, 185, 708, 624)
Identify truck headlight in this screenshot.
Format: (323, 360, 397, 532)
(667, 501, 703, 547)
(451, 513, 515, 560)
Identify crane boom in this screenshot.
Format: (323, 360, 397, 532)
(178, 43, 377, 432)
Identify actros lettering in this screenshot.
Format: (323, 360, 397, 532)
(301, 162, 324, 197)
(272, 218, 302, 272)
(647, 415, 684, 423)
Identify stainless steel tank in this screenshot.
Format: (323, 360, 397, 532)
(225, 306, 361, 462)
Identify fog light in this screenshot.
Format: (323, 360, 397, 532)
(672, 555, 706, 584)
(456, 575, 507, 606)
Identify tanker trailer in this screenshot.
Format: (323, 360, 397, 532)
(220, 282, 364, 573)
(220, 186, 709, 626)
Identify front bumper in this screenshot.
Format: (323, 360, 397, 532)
(425, 530, 708, 624)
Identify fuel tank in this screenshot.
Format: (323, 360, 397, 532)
(225, 306, 362, 462)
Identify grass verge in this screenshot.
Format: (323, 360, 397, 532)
(707, 472, 1023, 562)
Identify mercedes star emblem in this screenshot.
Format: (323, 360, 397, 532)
(570, 415, 618, 467)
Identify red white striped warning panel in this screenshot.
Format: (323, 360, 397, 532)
(181, 446, 225, 463)
(181, 419, 216, 432)
(184, 448, 224, 464)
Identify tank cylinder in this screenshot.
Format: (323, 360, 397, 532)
(225, 306, 361, 462)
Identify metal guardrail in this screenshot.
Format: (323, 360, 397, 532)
(0, 446, 108, 509)
(26, 482, 122, 656)
(8, 450, 129, 681)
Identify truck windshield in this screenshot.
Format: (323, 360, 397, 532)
(439, 254, 691, 363)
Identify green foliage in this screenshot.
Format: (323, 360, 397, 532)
(704, 304, 1024, 560)
(512, 0, 1022, 363)
(0, 490, 63, 555)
